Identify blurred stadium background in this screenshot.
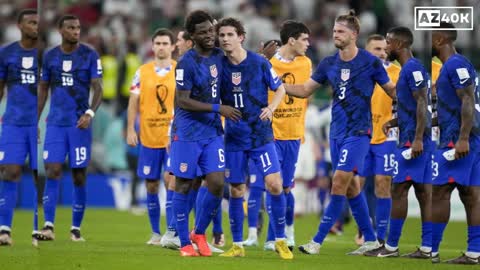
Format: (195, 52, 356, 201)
(0, 0, 479, 252)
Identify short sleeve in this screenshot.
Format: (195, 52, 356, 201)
(263, 60, 281, 91)
(311, 59, 328, 85)
(446, 59, 474, 90)
(41, 51, 50, 82)
(372, 58, 390, 86)
(175, 58, 193, 91)
(406, 65, 427, 92)
(90, 50, 102, 79)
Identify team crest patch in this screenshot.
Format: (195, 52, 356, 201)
(143, 166, 151, 175)
(43, 151, 49, 160)
(22, 57, 34, 69)
(62, 60, 72, 72)
(0, 151, 4, 161)
(232, 72, 241, 85)
(180, 163, 188, 173)
(225, 169, 230, 178)
(97, 59, 103, 75)
(210, 65, 218, 77)
(250, 174, 256, 183)
(341, 69, 350, 81)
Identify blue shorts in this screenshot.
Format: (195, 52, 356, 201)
(226, 142, 280, 184)
(275, 139, 300, 188)
(43, 125, 92, 168)
(169, 136, 224, 179)
(330, 136, 370, 173)
(137, 145, 168, 180)
(432, 148, 480, 186)
(248, 158, 265, 189)
(393, 147, 432, 184)
(0, 125, 37, 169)
(358, 141, 396, 177)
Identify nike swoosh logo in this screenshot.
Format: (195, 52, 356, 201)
(177, 81, 184, 86)
(76, 160, 85, 166)
(460, 78, 469, 84)
(377, 252, 396, 258)
(415, 81, 422, 86)
(384, 168, 393, 172)
(218, 164, 225, 168)
(337, 163, 346, 167)
(263, 166, 272, 172)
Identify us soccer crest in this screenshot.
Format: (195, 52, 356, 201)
(0, 151, 4, 161)
(143, 166, 151, 175)
(210, 65, 218, 77)
(22, 57, 34, 69)
(180, 163, 188, 173)
(341, 69, 350, 81)
(43, 151, 49, 160)
(232, 72, 241, 85)
(62, 60, 72, 72)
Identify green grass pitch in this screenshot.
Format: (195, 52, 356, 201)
(0, 208, 470, 270)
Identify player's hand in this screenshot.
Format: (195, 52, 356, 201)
(259, 106, 274, 121)
(382, 121, 393, 135)
(411, 138, 423, 159)
(127, 129, 139, 147)
(454, 138, 469, 159)
(219, 105, 242, 122)
(257, 41, 278, 60)
(76, 114, 92, 129)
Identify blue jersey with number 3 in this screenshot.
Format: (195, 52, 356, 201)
(172, 48, 224, 141)
(0, 42, 37, 126)
(41, 43, 102, 126)
(311, 49, 390, 139)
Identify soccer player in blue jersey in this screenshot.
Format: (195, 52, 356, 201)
(170, 10, 241, 257)
(215, 17, 293, 260)
(37, 15, 103, 242)
(430, 22, 480, 264)
(284, 10, 396, 255)
(0, 9, 40, 246)
(365, 26, 432, 258)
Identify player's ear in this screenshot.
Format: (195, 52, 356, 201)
(288, 37, 295, 45)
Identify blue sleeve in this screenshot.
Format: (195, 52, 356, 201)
(446, 59, 474, 90)
(41, 51, 50, 82)
(90, 50, 102, 79)
(0, 49, 6, 80)
(263, 60, 281, 91)
(372, 57, 390, 85)
(406, 64, 427, 92)
(175, 59, 193, 91)
(311, 59, 328, 84)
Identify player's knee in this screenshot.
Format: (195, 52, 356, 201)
(284, 186, 291, 194)
(3, 166, 22, 181)
(46, 165, 62, 179)
(72, 168, 86, 186)
(230, 183, 245, 198)
(374, 176, 391, 198)
(174, 178, 192, 194)
(265, 173, 282, 195)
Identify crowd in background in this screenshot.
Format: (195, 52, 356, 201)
(1, 0, 479, 216)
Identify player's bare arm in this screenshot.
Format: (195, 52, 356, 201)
(382, 118, 398, 136)
(126, 93, 139, 146)
(77, 78, 103, 129)
(176, 90, 242, 121)
(411, 87, 428, 158)
(284, 78, 319, 98)
(455, 84, 475, 159)
(260, 84, 286, 121)
(37, 80, 50, 123)
(380, 80, 396, 99)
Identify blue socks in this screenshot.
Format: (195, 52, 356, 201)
(467, 225, 480, 252)
(187, 188, 198, 214)
(269, 192, 286, 239)
(386, 218, 405, 248)
(43, 179, 60, 225)
(313, 194, 346, 244)
(376, 198, 392, 241)
(432, 222, 447, 253)
(421, 221, 432, 248)
(166, 190, 175, 231)
(247, 186, 263, 228)
(195, 190, 221, 235)
(72, 185, 86, 228)
(285, 191, 295, 226)
(229, 197, 244, 242)
(194, 186, 208, 226)
(349, 192, 376, 242)
(173, 192, 189, 247)
(212, 203, 223, 234)
(146, 193, 160, 234)
(265, 192, 275, 241)
(0, 181, 18, 228)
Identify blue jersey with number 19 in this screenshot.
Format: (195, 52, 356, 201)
(0, 42, 37, 125)
(41, 43, 102, 126)
(311, 49, 390, 139)
(220, 50, 282, 151)
(172, 48, 224, 141)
